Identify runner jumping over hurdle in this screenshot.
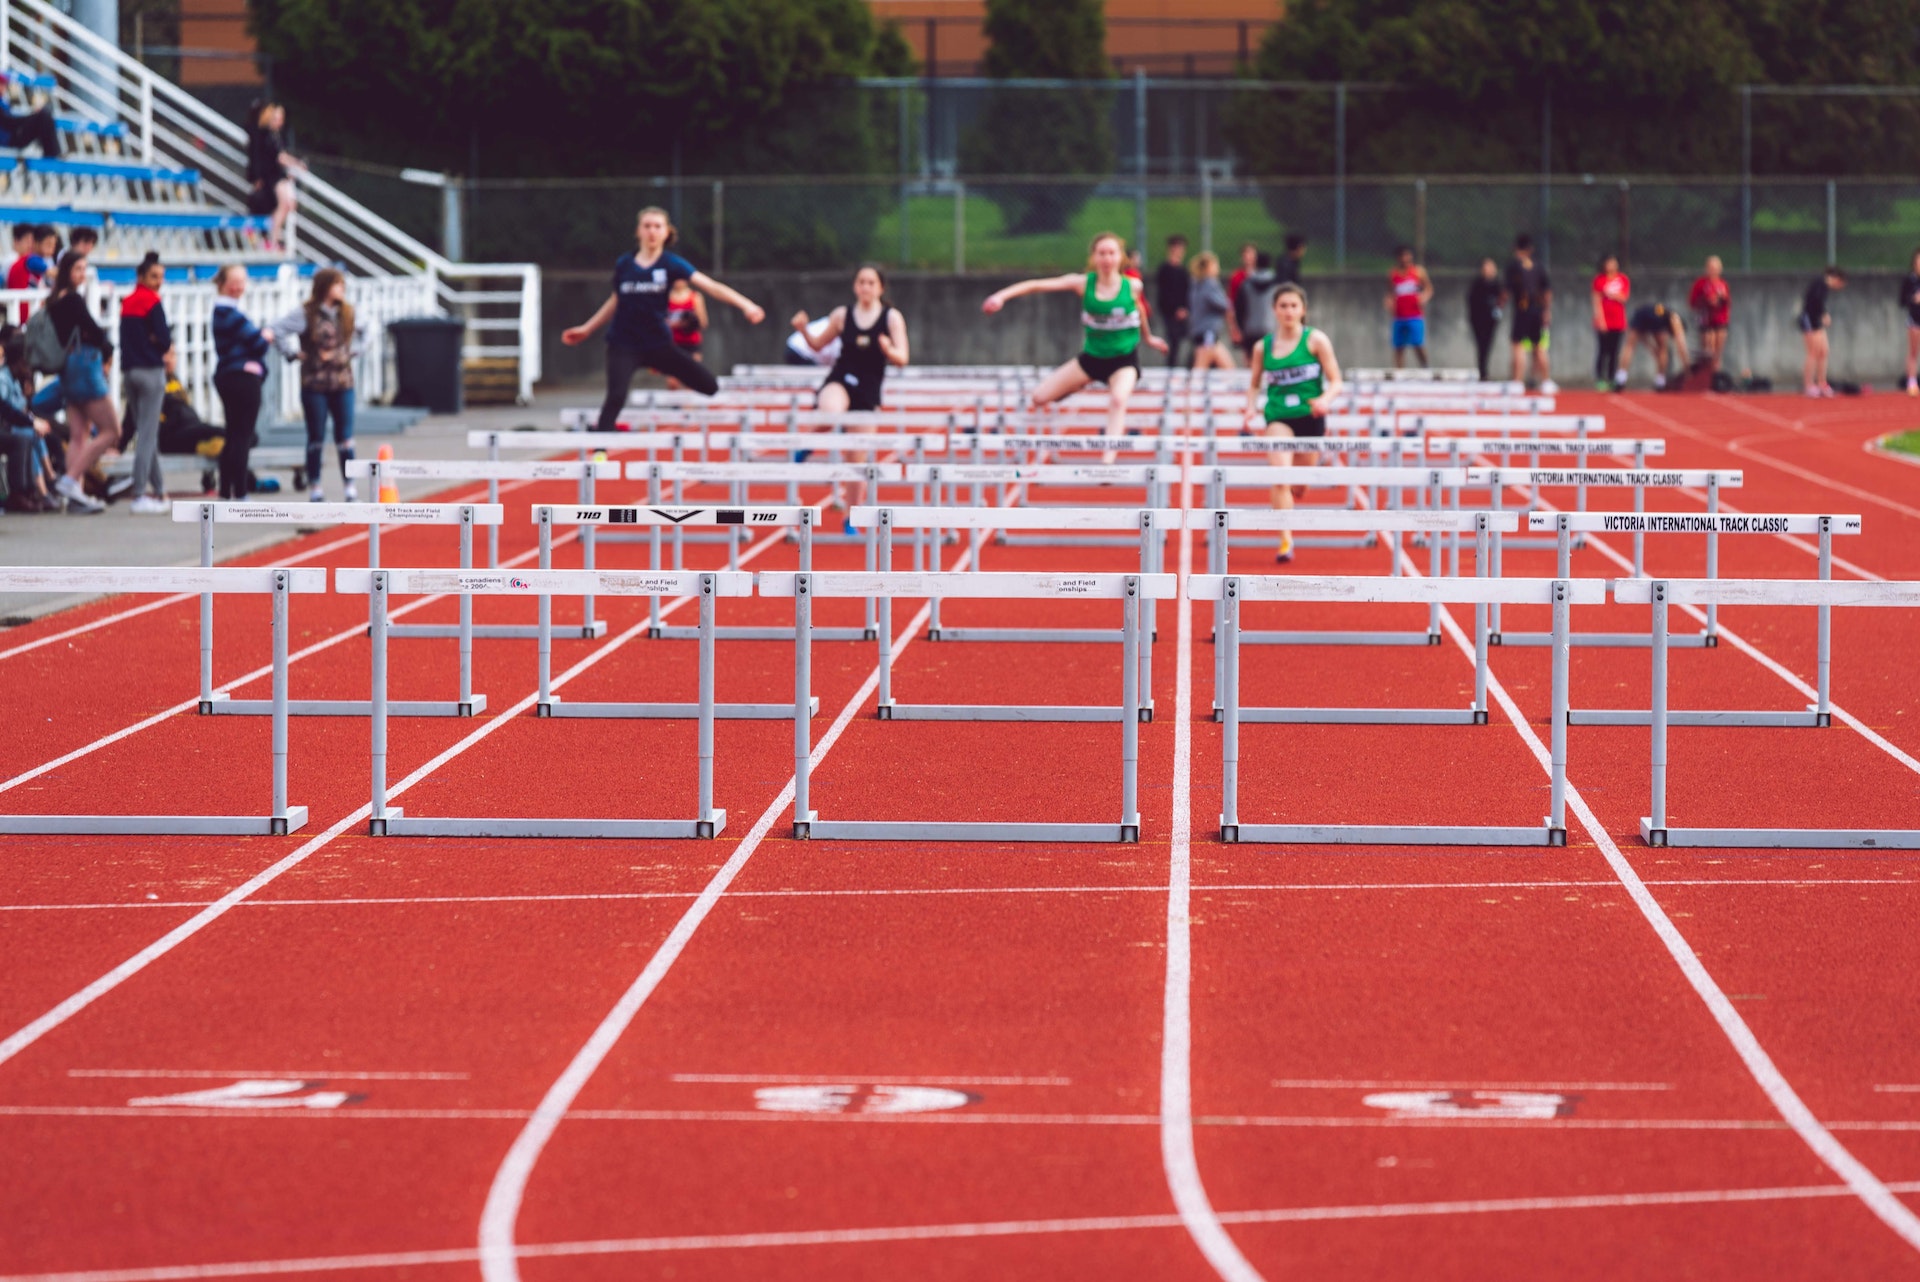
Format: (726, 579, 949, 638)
(1243, 283, 1344, 563)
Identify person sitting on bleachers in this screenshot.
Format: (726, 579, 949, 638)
(246, 100, 304, 251)
(0, 327, 52, 512)
(69, 225, 97, 259)
(0, 97, 62, 158)
(6, 223, 53, 325)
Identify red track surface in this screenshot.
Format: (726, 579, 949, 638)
(3, 391, 1920, 1280)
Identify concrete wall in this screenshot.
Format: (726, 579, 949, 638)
(541, 269, 1917, 391)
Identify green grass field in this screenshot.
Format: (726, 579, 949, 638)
(1884, 430, 1920, 458)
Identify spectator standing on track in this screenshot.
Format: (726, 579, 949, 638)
(1187, 251, 1235, 371)
(118, 252, 172, 514)
(211, 263, 271, 502)
(1274, 233, 1307, 289)
(1234, 251, 1280, 362)
(1619, 302, 1688, 389)
(1592, 254, 1630, 390)
(564, 206, 766, 432)
(1466, 258, 1504, 382)
(1799, 266, 1845, 397)
(1385, 245, 1433, 370)
(663, 276, 707, 391)
(273, 267, 361, 502)
(1155, 235, 1191, 367)
(246, 101, 305, 251)
(44, 251, 116, 513)
(1689, 256, 1731, 377)
(981, 231, 1168, 439)
(1226, 243, 1258, 350)
(1244, 282, 1343, 564)
(1505, 234, 1554, 392)
(1898, 249, 1920, 396)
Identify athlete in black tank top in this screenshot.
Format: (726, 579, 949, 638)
(787, 266, 913, 520)
(825, 304, 892, 411)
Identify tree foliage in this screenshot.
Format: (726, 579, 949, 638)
(1226, 0, 1920, 176)
(958, 0, 1115, 235)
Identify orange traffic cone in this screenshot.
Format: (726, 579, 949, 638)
(376, 443, 399, 503)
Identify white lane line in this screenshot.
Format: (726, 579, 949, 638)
(0, 525, 586, 800)
(1161, 470, 1265, 1282)
(1621, 398, 1920, 523)
(0, 529, 783, 1071)
(477, 571, 958, 1282)
(67, 1069, 469, 1081)
(670, 1073, 1070, 1086)
(1430, 602, 1920, 1254)
(10, 1180, 1918, 1281)
(1269, 1079, 1671, 1092)
(0, 531, 371, 663)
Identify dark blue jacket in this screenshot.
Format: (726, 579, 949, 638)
(117, 286, 171, 370)
(212, 298, 270, 379)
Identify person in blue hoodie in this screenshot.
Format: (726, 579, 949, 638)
(119, 252, 172, 513)
(210, 263, 273, 501)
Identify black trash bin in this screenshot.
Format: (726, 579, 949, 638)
(388, 316, 465, 415)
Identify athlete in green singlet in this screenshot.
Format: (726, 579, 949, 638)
(982, 232, 1169, 437)
(1242, 282, 1343, 562)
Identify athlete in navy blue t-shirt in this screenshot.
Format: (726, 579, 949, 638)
(563, 206, 765, 430)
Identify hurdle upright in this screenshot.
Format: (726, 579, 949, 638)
(0, 566, 319, 835)
(1627, 576, 1920, 848)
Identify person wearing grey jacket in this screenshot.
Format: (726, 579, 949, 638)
(1187, 251, 1235, 371)
(271, 267, 363, 501)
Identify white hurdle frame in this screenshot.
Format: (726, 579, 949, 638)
(767, 570, 1179, 842)
(174, 500, 501, 718)
(1627, 577, 1920, 848)
(343, 566, 749, 839)
(0, 566, 320, 836)
(529, 504, 824, 720)
(1196, 572, 1603, 846)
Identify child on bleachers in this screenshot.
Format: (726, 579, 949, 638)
(0, 96, 61, 158)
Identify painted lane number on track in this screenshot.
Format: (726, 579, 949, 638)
(1363, 1090, 1574, 1119)
(127, 1079, 360, 1110)
(754, 1084, 978, 1115)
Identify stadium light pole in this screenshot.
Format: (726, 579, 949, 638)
(1740, 85, 1752, 271)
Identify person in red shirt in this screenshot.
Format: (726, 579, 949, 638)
(1591, 253, 1630, 390)
(1384, 245, 1433, 369)
(1225, 242, 1258, 349)
(6, 222, 53, 324)
(1688, 255, 1731, 375)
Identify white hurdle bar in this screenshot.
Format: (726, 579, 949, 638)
(342, 566, 750, 838)
(530, 504, 825, 719)
(911, 462, 1181, 553)
(1195, 573, 1604, 846)
(0, 566, 321, 835)
(1625, 577, 1920, 848)
(173, 501, 502, 718)
(1198, 464, 1470, 554)
(766, 570, 1179, 842)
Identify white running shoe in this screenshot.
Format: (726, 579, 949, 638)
(342, 482, 358, 503)
(128, 495, 168, 514)
(1539, 379, 1559, 395)
(55, 475, 104, 512)
(309, 486, 326, 502)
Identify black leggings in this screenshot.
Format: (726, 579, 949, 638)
(0, 105, 61, 157)
(213, 369, 262, 501)
(1471, 322, 1498, 382)
(1595, 330, 1624, 383)
(597, 342, 718, 431)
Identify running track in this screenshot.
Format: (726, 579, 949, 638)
(2, 391, 1919, 1280)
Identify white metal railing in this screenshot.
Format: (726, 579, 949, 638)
(0, 272, 434, 423)
(0, 0, 540, 402)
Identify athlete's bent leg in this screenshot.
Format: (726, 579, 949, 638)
(596, 345, 644, 433)
(1105, 364, 1139, 437)
(651, 344, 719, 396)
(1028, 357, 1093, 410)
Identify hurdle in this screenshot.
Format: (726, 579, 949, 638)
(1195, 572, 1601, 846)
(174, 500, 500, 718)
(767, 569, 1177, 842)
(0, 566, 319, 835)
(348, 455, 619, 585)
(343, 566, 748, 838)
(854, 505, 1164, 719)
(909, 462, 1181, 554)
(1628, 576, 1920, 848)
(530, 504, 823, 720)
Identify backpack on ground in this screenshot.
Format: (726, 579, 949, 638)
(23, 304, 67, 375)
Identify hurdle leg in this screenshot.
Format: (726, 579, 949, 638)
(793, 573, 815, 837)
(369, 572, 394, 834)
(457, 509, 479, 714)
(1705, 477, 1720, 644)
(1632, 470, 1646, 578)
(487, 437, 501, 568)
(1427, 508, 1441, 641)
(649, 467, 663, 635)
(582, 464, 600, 633)
(198, 504, 215, 711)
(1120, 577, 1141, 842)
(1642, 582, 1670, 846)
(695, 575, 725, 838)
(268, 573, 301, 835)
(1546, 580, 1570, 844)
(1219, 578, 1241, 840)
(862, 516, 877, 640)
(537, 512, 554, 713)
(877, 516, 895, 715)
(1138, 514, 1156, 719)
(1473, 521, 1490, 721)
(1815, 523, 1833, 724)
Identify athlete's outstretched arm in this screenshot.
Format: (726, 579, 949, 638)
(981, 273, 1083, 313)
(879, 310, 911, 366)
(691, 272, 766, 325)
(1307, 329, 1343, 415)
(790, 306, 846, 350)
(562, 293, 617, 345)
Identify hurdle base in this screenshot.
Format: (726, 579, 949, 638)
(1220, 821, 1563, 847)
(1222, 705, 1485, 726)
(387, 621, 607, 640)
(539, 695, 818, 720)
(370, 807, 727, 839)
(1495, 630, 1714, 649)
(1238, 630, 1440, 647)
(878, 700, 1151, 723)
(204, 693, 486, 718)
(651, 625, 870, 642)
(1570, 708, 1826, 728)
(797, 819, 1139, 843)
(1640, 817, 1920, 849)
(0, 806, 308, 836)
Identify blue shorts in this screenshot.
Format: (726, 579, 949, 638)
(1392, 317, 1426, 349)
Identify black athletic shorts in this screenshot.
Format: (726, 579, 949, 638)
(1510, 311, 1545, 345)
(1076, 349, 1140, 384)
(821, 372, 883, 412)
(1630, 308, 1671, 337)
(1265, 414, 1326, 438)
